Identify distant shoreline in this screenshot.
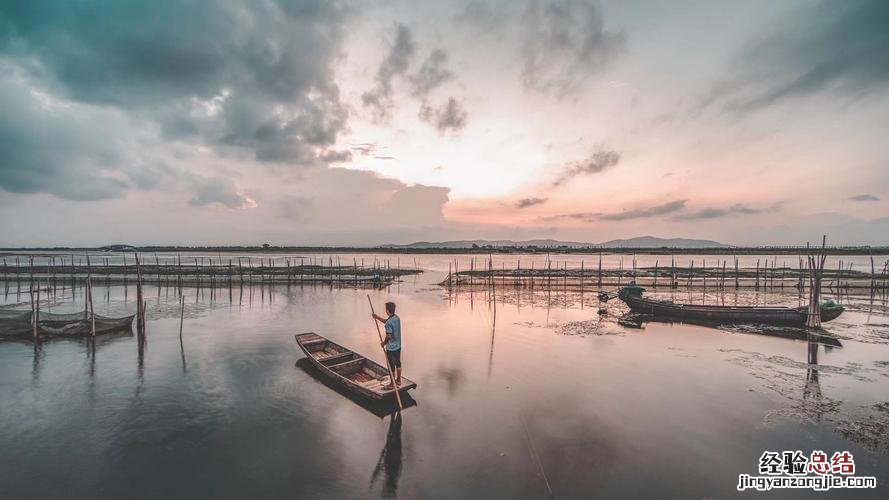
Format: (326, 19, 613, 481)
(2, 246, 888, 256)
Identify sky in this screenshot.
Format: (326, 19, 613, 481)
(1, 0, 888, 247)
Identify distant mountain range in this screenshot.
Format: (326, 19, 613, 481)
(381, 236, 730, 249)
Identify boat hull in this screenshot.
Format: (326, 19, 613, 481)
(621, 295, 843, 327)
(295, 332, 416, 401)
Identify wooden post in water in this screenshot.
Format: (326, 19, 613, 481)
(87, 272, 95, 337)
(702, 259, 706, 289)
(530, 261, 535, 290)
(30, 276, 37, 338)
(806, 236, 828, 329)
(632, 254, 636, 283)
(580, 260, 585, 293)
(179, 294, 185, 340)
(671, 254, 676, 288)
(135, 253, 145, 339)
(597, 253, 602, 288)
(755, 259, 760, 290)
(35, 279, 41, 337)
(654, 259, 658, 287)
(618, 257, 623, 286)
(563, 261, 567, 292)
(735, 257, 739, 288)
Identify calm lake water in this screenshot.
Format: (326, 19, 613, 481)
(1, 253, 888, 498)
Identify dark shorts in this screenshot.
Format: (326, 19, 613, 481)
(386, 349, 402, 368)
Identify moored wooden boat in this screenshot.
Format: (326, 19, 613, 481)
(616, 286, 844, 327)
(295, 332, 417, 401)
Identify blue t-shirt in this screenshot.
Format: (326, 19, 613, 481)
(384, 314, 401, 351)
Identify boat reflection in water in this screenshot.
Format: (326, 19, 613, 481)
(295, 358, 417, 418)
(370, 412, 403, 498)
(296, 356, 407, 497)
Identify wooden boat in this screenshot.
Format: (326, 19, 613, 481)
(295, 332, 417, 401)
(616, 286, 844, 327)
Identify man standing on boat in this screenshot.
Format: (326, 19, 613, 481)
(372, 301, 402, 389)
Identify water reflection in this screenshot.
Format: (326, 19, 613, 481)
(295, 358, 417, 418)
(804, 336, 821, 403)
(31, 340, 43, 383)
(370, 412, 403, 498)
(3, 274, 889, 497)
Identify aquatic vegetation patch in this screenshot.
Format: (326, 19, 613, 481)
(720, 348, 889, 455)
(556, 319, 624, 336)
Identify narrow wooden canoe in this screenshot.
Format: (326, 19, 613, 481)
(295, 332, 417, 401)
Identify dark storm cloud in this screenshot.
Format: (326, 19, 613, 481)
(600, 199, 686, 221)
(0, 0, 351, 200)
(418, 97, 468, 133)
(521, 0, 626, 96)
(516, 197, 548, 208)
(0, 76, 130, 200)
(553, 148, 621, 186)
(703, 0, 889, 113)
(410, 49, 454, 97)
(362, 23, 416, 121)
(849, 194, 880, 202)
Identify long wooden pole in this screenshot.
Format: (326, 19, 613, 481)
(367, 295, 403, 410)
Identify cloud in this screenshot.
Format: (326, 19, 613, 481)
(600, 200, 686, 221)
(516, 197, 548, 208)
(521, 0, 626, 96)
(0, 0, 353, 203)
(673, 208, 728, 221)
(0, 73, 140, 200)
(541, 200, 686, 222)
(187, 175, 255, 209)
(702, 0, 889, 113)
(350, 143, 379, 155)
(410, 49, 454, 96)
(320, 150, 352, 163)
(849, 194, 880, 202)
(278, 167, 451, 232)
(539, 212, 600, 222)
(419, 97, 468, 133)
(453, 1, 503, 33)
(673, 202, 783, 220)
(362, 23, 416, 121)
(553, 148, 621, 186)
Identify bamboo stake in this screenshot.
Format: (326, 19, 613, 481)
(654, 259, 658, 287)
(179, 294, 185, 340)
(597, 253, 602, 287)
(87, 274, 95, 337)
(32, 279, 39, 338)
